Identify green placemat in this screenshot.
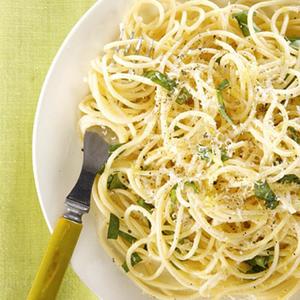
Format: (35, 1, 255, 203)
(0, 1, 97, 299)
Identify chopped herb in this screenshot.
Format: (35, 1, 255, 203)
(107, 173, 127, 190)
(245, 255, 273, 273)
(233, 11, 260, 37)
(287, 37, 300, 49)
(217, 91, 234, 125)
(162, 230, 174, 235)
(131, 252, 142, 265)
(174, 125, 184, 137)
(221, 148, 230, 162)
(185, 181, 199, 193)
(107, 213, 120, 239)
(137, 199, 154, 212)
(254, 181, 279, 209)
(122, 252, 142, 273)
(122, 261, 129, 272)
(233, 11, 250, 36)
(216, 56, 222, 64)
(108, 143, 125, 155)
(179, 238, 185, 245)
(118, 230, 137, 244)
(144, 70, 177, 91)
(97, 165, 105, 175)
(170, 184, 178, 204)
(288, 127, 300, 144)
(197, 145, 212, 161)
(176, 87, 192, 104)
(278, 174, 300, 185)
(217, 79, 230, 91)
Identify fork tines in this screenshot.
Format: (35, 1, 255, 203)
(116, 27, 154, 58)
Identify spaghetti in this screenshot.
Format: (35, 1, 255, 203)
(79, 0, 300, 299)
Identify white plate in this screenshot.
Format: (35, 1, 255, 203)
(32, 1, 300, 299)
(32, 1, 151, 299)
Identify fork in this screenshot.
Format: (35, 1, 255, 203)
(27, 129, 109, 300)
(116, 24, 154, 57)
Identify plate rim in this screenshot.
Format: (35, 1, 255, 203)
(31, 1, 150, 299)
(32, 0, 102, 233)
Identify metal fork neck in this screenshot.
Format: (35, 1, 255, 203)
(64, 199, 89, 223)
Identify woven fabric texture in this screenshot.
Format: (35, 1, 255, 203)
(0, 1, 97, 299)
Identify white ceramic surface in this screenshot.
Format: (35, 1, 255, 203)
(32, 1, 300, 299)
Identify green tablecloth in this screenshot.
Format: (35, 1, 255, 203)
(0, 1, 97, 299)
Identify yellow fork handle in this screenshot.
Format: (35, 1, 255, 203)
(27, 217, 82, 300)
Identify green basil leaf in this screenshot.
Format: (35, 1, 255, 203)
(144, 70, 177, 91)
(246, 265, 266, 273)
(170, 184, 178, 204)
(162, 230, 174, 235)
(108, 143, 125, 155)
(176, 87, 192, 104)
(288, 127, 300, 144)
(107, 213, 120, 239)
(287, 37, 300, 49)
(122, 261, 129, 272)
(122, 252, 142, 273)
(131, 252, 142, 265)
(137, 199, 155, 213)
(245, 255, 273, 273)
(179, 238, 185, 245)
(217, 79, 230, 91)
(216, 56, 222, 64)
(254, 181, 279, 209)
(221, 148, 230, 162)
(233, 11, 260, 37)
(217, 91, 234, 125)
(185, 181, 199, 193)
(118, 230, 137, 244)
(277, 174, 300, 185)
(97, 165, 105, 175)
(107, 173, 127, 190)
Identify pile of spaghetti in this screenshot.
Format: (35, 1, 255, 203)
(79, 0, 300, 299)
